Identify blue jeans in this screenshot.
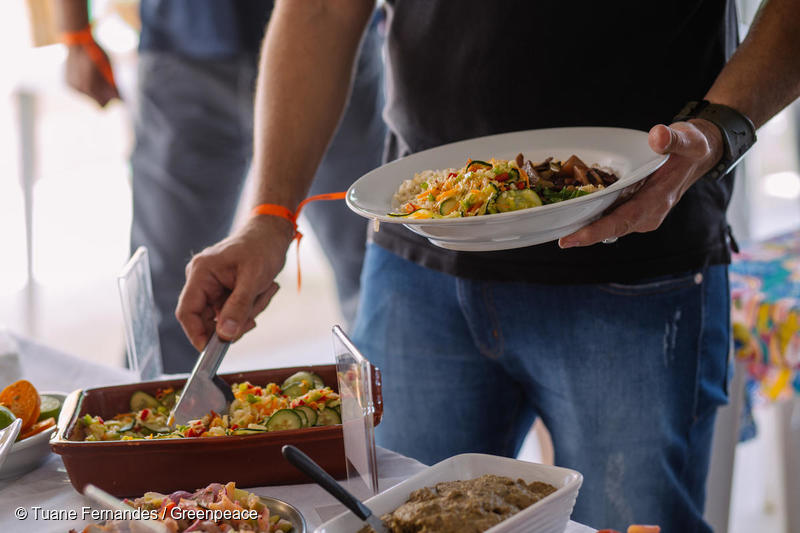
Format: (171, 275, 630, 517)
(351, 244, 730, 532)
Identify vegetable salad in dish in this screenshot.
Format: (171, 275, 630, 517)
(73, 482, 294, 533)
(79, 371, 341, 441)
(390, 153, 619, 219)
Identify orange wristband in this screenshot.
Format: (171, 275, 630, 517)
(61, 25, 118, 90)
(251, 192, 347, 290)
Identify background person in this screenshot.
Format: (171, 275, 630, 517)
(56, 0, 385, 372)
(175, 0, 800, 531)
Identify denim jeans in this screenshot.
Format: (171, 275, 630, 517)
(351, 244, 730, 532)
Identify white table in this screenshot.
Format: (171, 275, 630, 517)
(0, 333, 595, 532)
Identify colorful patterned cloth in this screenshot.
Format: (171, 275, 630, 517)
(731, 230, 800, 402)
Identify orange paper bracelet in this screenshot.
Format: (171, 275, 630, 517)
(251, 192, 347, 289)
(61, 25, 118, 90)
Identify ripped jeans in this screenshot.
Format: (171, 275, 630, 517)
(351, 244, 730, 533)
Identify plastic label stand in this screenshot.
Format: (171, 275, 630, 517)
(117, 247, 163, 381)
(333, 325, 379, 500)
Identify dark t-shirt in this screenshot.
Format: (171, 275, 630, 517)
(374, 0, 739, 284)
(139, 0, 273, 59)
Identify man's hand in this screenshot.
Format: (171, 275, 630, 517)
(65, 43, 119, 107)
(558, 119, 724, 248)
(175, 216, 295, 351)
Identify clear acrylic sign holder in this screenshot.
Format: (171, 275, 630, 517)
(333, 325, 379, 499)
(117, 247, 163, 380)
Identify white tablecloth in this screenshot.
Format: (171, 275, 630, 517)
(0, 334, 595, 532)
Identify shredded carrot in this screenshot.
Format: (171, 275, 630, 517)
(435, 189, 457, 202)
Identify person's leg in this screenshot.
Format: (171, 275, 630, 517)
(303, 12, 386, 326)
(351, 244, 536, 465)
(130, 53, 254, 373)
(485, 267, 729, 532)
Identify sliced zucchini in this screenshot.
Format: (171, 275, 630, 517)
(282, 381, 310, 399)
(130, 391, 160, 412)
(139, 418, 171, 434)
(466, 159, 492, 171)
(388, 209, 419, 217)
(295, 405, 317, 426)
(310, 372, 325, 389)
(265, 409, 303, 432)
(406, 208, 434, 219)
(316, 407, 342, 426)
(115, 416, 135, 433)
(232, 428, 268, 436)
(495, 189, 543, 213)
(281, 371, 315, 389)
(438, 196, 459, 216)
(293, 408, 309, 427)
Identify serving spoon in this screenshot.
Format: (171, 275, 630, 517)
(281, 445, 388, 533)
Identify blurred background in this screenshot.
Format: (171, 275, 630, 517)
(0, 1, 798, 532)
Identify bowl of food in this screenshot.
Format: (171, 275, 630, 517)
(315, 453, 582, 533)
(74, 482, 307, 533)
(346, 127, 668, 251)
(0, 379, 65, 479)
(51, 365, 382, 496)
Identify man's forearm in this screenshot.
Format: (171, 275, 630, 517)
(705, 0, 800, 128)
(251, 0, 374, 214)
(54, 0, 89, 32)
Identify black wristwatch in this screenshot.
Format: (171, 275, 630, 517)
(672, 100, 757, 180)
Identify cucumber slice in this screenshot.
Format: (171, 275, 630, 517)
(38, 394, 63, 422)
(139, 418, 171, 434)
(130, 391, 160, 412)
(232, 428, 268, 436)
(281, 371, 316, 390)
(265, 409, 302, 432)
(438, 196, 459, 216)
(316, 407, 341, 426)
(310, 373, 325, 389)
(292, 408, 309, 427)
(110, 415, 135, 433)
(282, 381, 309, 399)
(295, 405, 317, 426)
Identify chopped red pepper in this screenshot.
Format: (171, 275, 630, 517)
(495, 172, 510, 182)
(140, 409, 149, 420)
(231, 424, 239, 430)
(447, 172, 457, 179)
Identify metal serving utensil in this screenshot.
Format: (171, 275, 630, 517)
(83, 484, 168, 533)
(168, 332, 234, 427)
(282, 445, 388, 533)
(0, 418, 22, 471)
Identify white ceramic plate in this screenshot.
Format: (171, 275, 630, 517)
(0, 391, 65, 479)
(346, 127, 668, 251)
(314, 453, 583, 533)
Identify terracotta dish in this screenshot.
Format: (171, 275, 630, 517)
(51, 365, 382, 497)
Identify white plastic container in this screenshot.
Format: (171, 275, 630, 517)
(315, 453, 583, 533)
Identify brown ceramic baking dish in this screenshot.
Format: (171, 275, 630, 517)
(51, 364, 382, 497)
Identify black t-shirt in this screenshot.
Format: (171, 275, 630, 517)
(374, 0, 739, 284)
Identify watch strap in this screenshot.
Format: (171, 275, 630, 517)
(673, 100, 756, 180)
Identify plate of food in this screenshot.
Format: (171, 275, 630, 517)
(0, 379, 65, 479)
(346, 127, 668, 251)
(315, 453, 582, 533)
(73, 481, 306, 533)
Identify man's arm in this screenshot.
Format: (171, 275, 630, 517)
(176, 0, 375, 350)
(55, 0, 120, 106)
(559, 0, 800, 248)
